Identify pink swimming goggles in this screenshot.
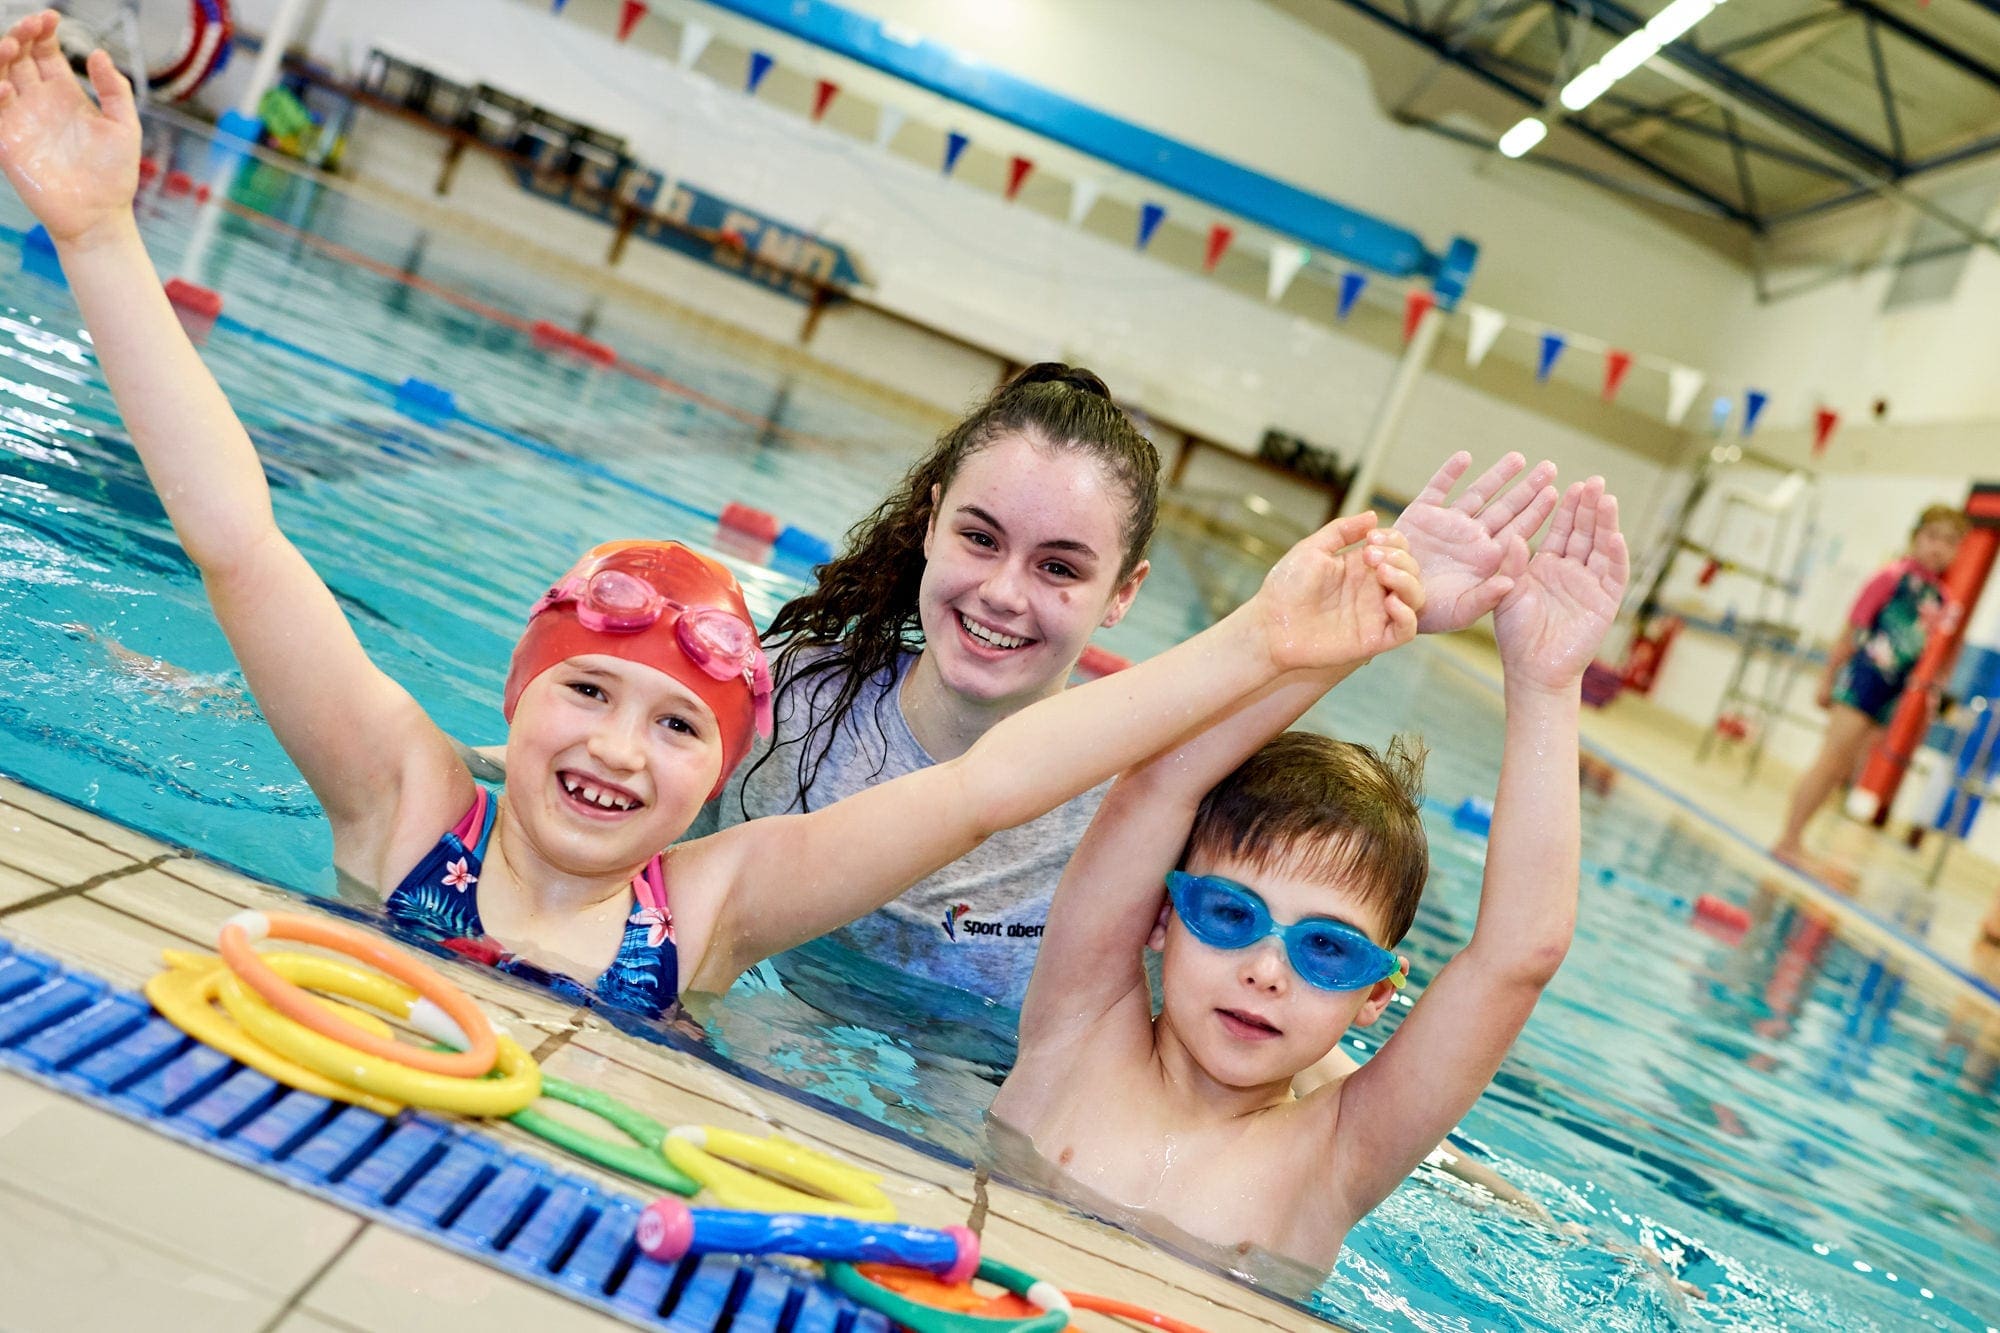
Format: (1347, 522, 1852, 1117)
(526, 547, 774, 740)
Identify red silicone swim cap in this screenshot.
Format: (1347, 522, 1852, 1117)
(504, 542, 770, 799)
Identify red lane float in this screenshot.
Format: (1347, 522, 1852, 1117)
(1691, 893, 1751, 943)
(164, 277, 223, 318)
(163, 169, 195, 196)
(720, 502, 782, 545)
(1077, 644, 1131, 678)
(528, 319, 617, 365)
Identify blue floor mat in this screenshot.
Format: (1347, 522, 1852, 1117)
(0, 934, 893, 1332)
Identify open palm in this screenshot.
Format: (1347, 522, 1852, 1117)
(0, 12, 140, 245)
(1258, 512, 1420, 671)
(1395, 450, 1559, 634)
(1492, 479, 1629, 691)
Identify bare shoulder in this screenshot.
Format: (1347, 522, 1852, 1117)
(330, 739, 479, 897)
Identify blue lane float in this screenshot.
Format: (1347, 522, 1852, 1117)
(774, 524, 836, 568)
(1450, 796, 1494, 837)
(0, 936, 893, 1333)
(20, 224, 64, 285)
(395, 376, 459, 423)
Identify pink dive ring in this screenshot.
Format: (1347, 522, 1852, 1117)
(217, 910, 498, 1078)
(635, 1197, 979, 1284)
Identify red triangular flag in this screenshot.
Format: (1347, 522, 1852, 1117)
(1204, 224, 1234, 272)
(617, 0, 647, 41)
(1602, 349, 1633, 402)
(1005, 155, 1034, 202)
(1403, 289, 1436, 344)
(1813, 406, 1840, 455)
(811, 79, 839, 122)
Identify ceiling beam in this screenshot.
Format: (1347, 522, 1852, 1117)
(1844, 0, 2000, 95)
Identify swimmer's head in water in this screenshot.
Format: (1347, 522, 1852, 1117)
(505, 541, 772, 797)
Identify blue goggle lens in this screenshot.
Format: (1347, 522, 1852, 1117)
(1167, 871, 1403, 992)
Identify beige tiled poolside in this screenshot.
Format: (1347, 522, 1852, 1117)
(0, 772, 1339, 1332)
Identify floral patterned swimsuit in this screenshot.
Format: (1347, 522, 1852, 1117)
(383, 787, 680, 1017)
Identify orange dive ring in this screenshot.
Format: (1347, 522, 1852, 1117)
(216, 909, 497, 1077)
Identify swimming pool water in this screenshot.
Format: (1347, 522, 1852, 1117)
(2, 123, 1996, 1331)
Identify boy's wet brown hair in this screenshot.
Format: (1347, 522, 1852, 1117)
(1182, 731, 1430, 946)
(1914, 504, 1970, 539)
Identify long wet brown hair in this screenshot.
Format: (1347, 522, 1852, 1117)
(741, 363, 1161, 812)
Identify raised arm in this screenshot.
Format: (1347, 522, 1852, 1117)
(680, 513, 1419, 990)
(1329, 479, 1626, 1218)
(1017, 531, 1421, 1044)
(0, 18, 461, 847)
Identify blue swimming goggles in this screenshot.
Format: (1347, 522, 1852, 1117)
(1166, 871, 1407, 992)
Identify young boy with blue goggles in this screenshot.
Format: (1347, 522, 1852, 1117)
(993, 464, 1627, 1268)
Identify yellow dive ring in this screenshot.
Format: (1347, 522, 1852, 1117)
(146, 950, 404, 1118)
(662, 1125, 894, 1221)
(215, 965, 541, 1118)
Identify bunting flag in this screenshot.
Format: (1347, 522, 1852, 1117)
(1337, 270, 1367, 320)
(1536, 331, 1566, 382)
(618, 0, 647, 42)
(811, 79, 839, 122)
(942, 131, 970, 176)
(1602, 349, 1633, 402)
(1465, 304, 1505, 367)
(745, 51, 775, 94)
(1665, 366, 1705, 426)
(1742, 388, 1769, 437)
(677, 20, 712, 70)
(1005, 156, 1034, 202)
(1204, 224, 1234, 272)
(1403, 289, 1436, 344)
(1067, 178, 1101, 227)
(1136, 202, 1167, 250)
(551, 0, 568, 13)
(1813, 406, 1840, 456)
(1267, 244, 1309, 302)
(873, 105, 906, 150)
(1709, 395, 1734, 434)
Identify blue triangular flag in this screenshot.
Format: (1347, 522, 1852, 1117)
(1742, 389, 1769, 437)
(1137, 202, 1166, 250)
(551, 0, 568, 11)
(1536, 331, 1566, 382)
(1337, 270, 1367, 320)
(942, 131, 970, 176)
(746, 51, 775, 94)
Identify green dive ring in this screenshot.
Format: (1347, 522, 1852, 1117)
(509, 1075, 699, 1196)
(825, 1257, 1070, 1333)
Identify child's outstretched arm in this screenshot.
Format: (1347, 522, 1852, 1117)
(1327, 479, 1627, 1222)
(679, 513, 1419, 990)
(0, 18, 463, 850)
(1394, 450, 1558, 635)
(1016, 531, 1422, 1047)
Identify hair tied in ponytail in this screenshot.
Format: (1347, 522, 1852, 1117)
(1007, 362, 1114, 402)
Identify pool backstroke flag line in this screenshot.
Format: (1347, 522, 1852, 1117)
(540, 3, 1819, 442)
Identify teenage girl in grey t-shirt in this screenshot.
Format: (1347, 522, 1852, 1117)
(686, 364, 1159, 1008)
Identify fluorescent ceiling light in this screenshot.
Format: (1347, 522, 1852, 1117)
(1647, 0, 1721, 45)
(1549, 0, 1727, 124)
(1497, 118, 1548, 158)
(1559, 66, 1617, 112)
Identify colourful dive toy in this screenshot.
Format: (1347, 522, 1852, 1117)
(634, 1197, 977, 1281)
(662, 1124, 895, 1220)
(146, 950, 403, 1117)
(827, 1258, 1070, 1333)
(510, 1077, 699, 1196)
(217, 909, 497, 1077)
(215, 959, 540, 1117)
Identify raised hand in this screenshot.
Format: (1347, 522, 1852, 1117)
(1256, 511, 1422, 673)
(1492, 478, 1629, 692)
(1395, 450, 1559, 635)
(0, 11, 140, 248)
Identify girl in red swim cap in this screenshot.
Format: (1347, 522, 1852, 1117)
(0, 14, 1427, 1015)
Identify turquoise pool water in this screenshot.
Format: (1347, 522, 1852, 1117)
(2, 124, 1997, 1331)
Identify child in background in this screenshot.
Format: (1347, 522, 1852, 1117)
(0, 10, 1424, 1014)
(992, 480, 1627, 1264)
(1772, 504, 1967, 870)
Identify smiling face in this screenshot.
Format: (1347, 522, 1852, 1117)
(502, 654, 722, 876)
(916, 432, 1148, 712)
(1152, 847, 1402, 1091)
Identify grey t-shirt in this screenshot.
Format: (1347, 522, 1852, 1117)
(685, 650, 1106, 1009)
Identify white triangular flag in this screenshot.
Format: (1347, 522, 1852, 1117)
(873, 105, 906, 150)
(1067, 178, 1102, 228)
(1267, 244, 1309, 302)
(677, 20, 712, 69)
(1465, 304, 1506, 368)
(1666, 365, 1706, 426)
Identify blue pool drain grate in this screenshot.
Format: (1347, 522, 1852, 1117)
(0, 936, 894, 1333)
